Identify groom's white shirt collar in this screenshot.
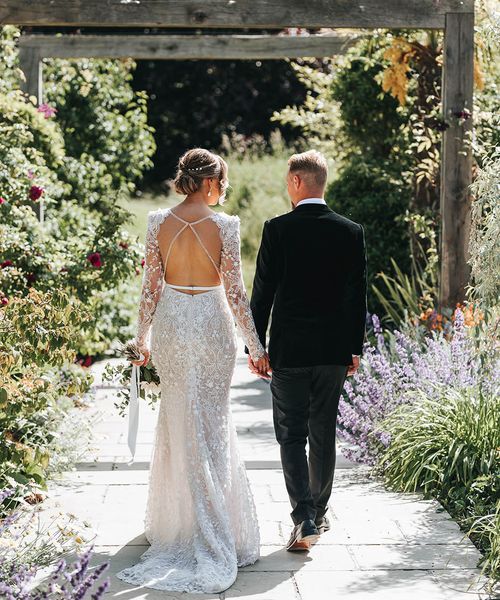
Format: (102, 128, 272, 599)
(295, 197, 327, 207)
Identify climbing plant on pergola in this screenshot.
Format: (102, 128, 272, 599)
(0, 0, 475, 309)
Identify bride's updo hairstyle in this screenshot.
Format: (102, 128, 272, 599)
(174, 148, 228, 196)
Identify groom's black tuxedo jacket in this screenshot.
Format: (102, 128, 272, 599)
(246, 202, 367, 368)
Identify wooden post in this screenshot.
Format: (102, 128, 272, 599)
(439, 12, 474, 309)
(18, 46, 42, 103)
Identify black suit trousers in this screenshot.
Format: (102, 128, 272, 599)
(270, 364, 348, 525)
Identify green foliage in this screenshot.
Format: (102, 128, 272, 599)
(272, 58, 344, 159)
(330, 56, 408, 159)
(44, 57, 156, 194)
(468, 11, 500, 310)
(0, 26, 22, 94)
(0, 289, 92, 510)
(474, 8, 500, 167)
(220, 151, 290, 286)
(372, 211, 439, 327)
(325, 159, 411, 304)
(467, 503, 500, 592)
(468, 153, 500, 308)
(0, 29, 155, 356)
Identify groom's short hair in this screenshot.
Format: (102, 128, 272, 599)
(288, 150, 328, 188)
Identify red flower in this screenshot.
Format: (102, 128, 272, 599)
(0, 197, 6, 204)
(119, 241, 129, 249)
(87, 252, 102, 268)
(1, 260, 12, 268)
(29, 185, 44, 201)
(82, 355, 92, 367)
(141, 258, 145, 267)
(26, 272, 36, 284)
(1, 297, 8, 306)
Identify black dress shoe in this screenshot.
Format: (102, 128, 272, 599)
(315, 515, 331, 534)
(286, 519, 320, 551)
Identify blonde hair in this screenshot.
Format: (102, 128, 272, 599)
(173, 148, 228, 195)
(288, 150, 328, 188)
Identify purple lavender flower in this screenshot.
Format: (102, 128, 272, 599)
(337, 309, 495, 464)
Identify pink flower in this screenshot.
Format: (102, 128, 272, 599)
(1, 297, 8, 306)
(87, 252, 102, 268)
(0, 197, 6, 204)
(1, 260, 13, 268)
(29, 185, 44, 201)
(37, 103, 57, 118)
(27, 169, 35, 180)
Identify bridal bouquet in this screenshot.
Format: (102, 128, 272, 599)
(103, 340, 161, 417)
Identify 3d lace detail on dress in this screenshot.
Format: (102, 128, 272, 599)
(115, 208, 262, 593)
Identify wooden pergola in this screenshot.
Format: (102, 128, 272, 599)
(0, 1, 474, 308)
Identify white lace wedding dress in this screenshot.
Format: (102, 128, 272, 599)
(115, 207, 265, 593)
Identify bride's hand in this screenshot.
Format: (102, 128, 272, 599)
(131, 347, 150, 367)
(249, 353, 271, 380)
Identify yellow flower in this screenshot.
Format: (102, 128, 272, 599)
(382, 39, 415, 105)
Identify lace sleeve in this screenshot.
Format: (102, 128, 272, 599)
(220, 216, 266, 362)
(135, 211, 165, 347)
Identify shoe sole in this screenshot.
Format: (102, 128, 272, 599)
(286, 533, 320, 551)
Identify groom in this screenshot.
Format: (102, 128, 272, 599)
(246, 150, 367, 551)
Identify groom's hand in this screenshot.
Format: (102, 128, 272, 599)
(347, 355, 360, 376)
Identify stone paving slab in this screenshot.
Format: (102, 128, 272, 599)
(39, 341, 494, 599)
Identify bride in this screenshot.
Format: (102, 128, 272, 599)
(115, 148, 270, 593)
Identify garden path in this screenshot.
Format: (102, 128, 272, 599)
(42, 340, 491, 599)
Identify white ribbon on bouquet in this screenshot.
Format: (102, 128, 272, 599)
(127, 361, 142, 465)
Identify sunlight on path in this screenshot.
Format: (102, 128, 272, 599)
(42, 340, 490, 599)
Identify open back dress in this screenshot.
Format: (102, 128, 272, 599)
(115, 207, 265, 593)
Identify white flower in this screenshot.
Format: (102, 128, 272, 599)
(140, 381, 161, 393)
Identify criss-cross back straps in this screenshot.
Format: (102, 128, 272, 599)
(161, 212, 222, 283)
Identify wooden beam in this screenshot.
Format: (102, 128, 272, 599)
(439, 12, 474, 308)
(18, 45, 42, 102)
(1, 0, 473, 29)
(18, 34, 357, 60)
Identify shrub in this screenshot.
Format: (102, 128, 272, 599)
(44, 57, 156, 195)
(325, 159, 411, 301)
(0, 289, 92, 508)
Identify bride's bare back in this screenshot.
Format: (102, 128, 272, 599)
(157, 208, 223, 294)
